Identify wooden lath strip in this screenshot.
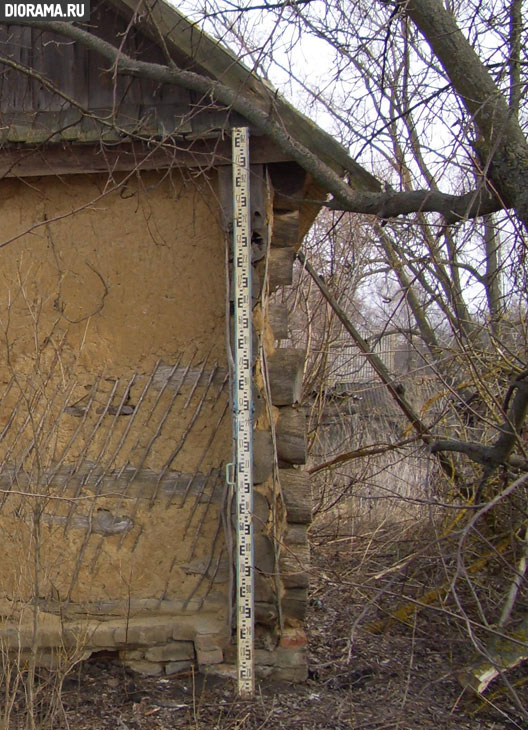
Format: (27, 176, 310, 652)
(0, 465, 224, 501)
(61, 377, 121, 534)
(90, 364, 157, 486)
(151, 359, 218, 506)
(180, 496, 226, 608)
(0, 359, 80, 506)
(61, 373, 138, 582)
(182, 466, 218, 544)
(170, 376, 230, 510)
(187, 467, 222, 554)
(46, 378, 101, 496)
(116, 355, 194, 535)
(88, 362, 169, 566)
(0, 352, 230, 601)
(112, 356, 185, 487)
(83, 355, 228, 579)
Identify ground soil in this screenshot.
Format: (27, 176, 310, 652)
(13, 526, 528, 730)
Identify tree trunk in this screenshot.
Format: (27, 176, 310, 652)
(402, 0, 528, 230)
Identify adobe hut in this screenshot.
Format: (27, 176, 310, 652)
(0, 0, 376, 680)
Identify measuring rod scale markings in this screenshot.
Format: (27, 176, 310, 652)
(230, 127, 255, 697)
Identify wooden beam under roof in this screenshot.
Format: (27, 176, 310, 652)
(0, 135, 294, 178)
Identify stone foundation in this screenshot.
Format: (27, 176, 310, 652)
(0, 611, 307, 682)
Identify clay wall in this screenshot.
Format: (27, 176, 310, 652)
(0, 170, 232, 673)
(0, 162, 314, 682)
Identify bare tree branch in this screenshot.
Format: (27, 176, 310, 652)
(396, 0, 528, 228)
(308, 435, 421, 474)
(431, 379, 528, 470)
(0, 18, 507, 224)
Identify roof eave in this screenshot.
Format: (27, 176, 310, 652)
(109, 0, 381, 193)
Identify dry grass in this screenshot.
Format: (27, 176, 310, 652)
(1, 514, 525, 729)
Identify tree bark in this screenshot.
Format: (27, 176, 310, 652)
(400, 0, 528, 230)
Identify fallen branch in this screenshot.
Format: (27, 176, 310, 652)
(365, 537, 510, 635)
(458, 611, 528, 695)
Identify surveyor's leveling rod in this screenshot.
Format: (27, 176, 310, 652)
(232, 127, 254, 698)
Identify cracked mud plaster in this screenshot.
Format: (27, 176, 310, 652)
(0, 495, 227, 605)
(0, 170, 231, 470)
(0, 170, 226, 374)
(0, 169, 232, 612)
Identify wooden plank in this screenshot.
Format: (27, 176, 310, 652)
(151, 362, 228, 391)
(0, 142, 217, 177)
(41, 508, 134, 536)
(269, 162, 307, 211)
(272, 211, 300, 248)
(267, 303, 289, 340)
(0, 463, 224, 502)
(112, 0, 266, 97)
(276, 407, 307, 466)
(35, 595, 222, 619)
(32, 30, 64, 112)
(189, 103, 247, 137)
(10, 27, 33, 111)
(0, 5, 193, 129)
(0, 2, 380, 191)
(279, 469, 312, 524)
(59, 108, 85, 141)
(0, 26, 33, 112)
(26, 113, 57, 144)
(217, 165, 232, 232)
(6, 112, 35, 143)
(267, 349, 305, 405)
(113, 103, 144, 135)
(182, 555, 230, 584)
(86, 2, 139, 111)
(216, 162, 268, 237)
(79, 112, 112, 143)
(299, 178, 328, 239)
(138, 103, 193, 136)
(250, 163, 270, 250)
(0, 21, 192, 137)
(268, 247, 295, 289)
(112, 0, 381, 192)
(0, 26, 12, 112)
(34, 27, 83, 108)
(0, 136, 292, 178)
